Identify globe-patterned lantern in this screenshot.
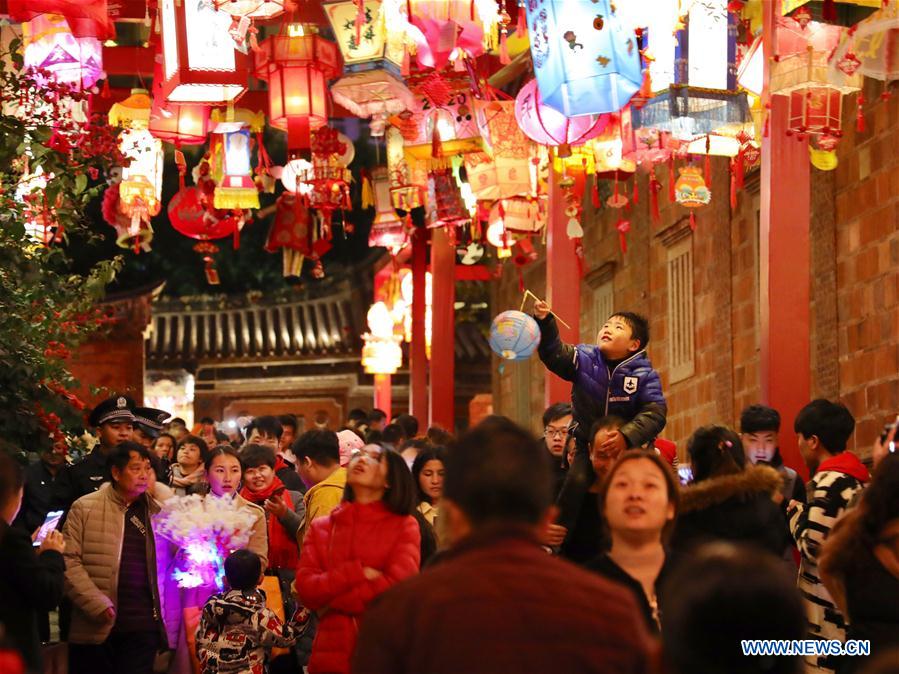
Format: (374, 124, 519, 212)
(489, 310, 541, 361)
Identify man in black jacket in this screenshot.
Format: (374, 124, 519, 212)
(53, 395, 136, 512)
(0, 451, 66, 673)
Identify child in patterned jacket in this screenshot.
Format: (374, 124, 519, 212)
(197, 550, 310, 674)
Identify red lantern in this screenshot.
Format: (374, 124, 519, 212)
(158, 0, 250, 104)
(149, 60, 209, 145)
(254, 24, 341, 151)
(787, 87, 843, 139)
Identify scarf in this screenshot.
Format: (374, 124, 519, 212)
(170, 464, 206, 490)
(240, 475, 299, 570)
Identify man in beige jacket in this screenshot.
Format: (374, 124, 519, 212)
(63, 442, 179, 674)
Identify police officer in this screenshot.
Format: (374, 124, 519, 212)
(53, 395, 136, 512)
(131, 407, 171, 449)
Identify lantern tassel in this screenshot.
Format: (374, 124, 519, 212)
(518, 267, 524, 293)
(402, 47, 411, 76)
(616, 217, 629, 255)
(517, 3, 526, 35)
(704, 153, 711, 188)
(689, 211, 696, 231)
(431, 115, 441, 158)
(822, 0, 837, 20)
(175, 149, 186, 191)
(233, 217, 241, 250)
(500, 28, 510, 65)
(735, 149, 745, 188)
(857, 93, 866, 133)
(361, 171, 374, 209)
(101, 78, 110, 98)
(668, 157, 676, 202)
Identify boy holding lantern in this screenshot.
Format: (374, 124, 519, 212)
(533, 301, 668, 546)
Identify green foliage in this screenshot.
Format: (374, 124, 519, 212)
(0, 45, 123, 456)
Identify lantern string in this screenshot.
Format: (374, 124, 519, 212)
(519, 289, 571, 329)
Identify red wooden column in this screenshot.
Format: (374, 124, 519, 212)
(760, 0, 810, 480)
(544, 164, 582, 407)
(429, 226, 456, 430)
(373, 374, 392, 418)
(409, 225, 429, 422)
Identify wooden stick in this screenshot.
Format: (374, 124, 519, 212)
(521, 289, 572, 330)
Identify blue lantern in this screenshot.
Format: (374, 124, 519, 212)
(633, 0, 750, 139)
(489, 311, 541, 361)
(525, 0, 643, 117)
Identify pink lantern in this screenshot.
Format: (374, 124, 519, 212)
(514, 79, 609, 157)
(23, 14, 105, 89)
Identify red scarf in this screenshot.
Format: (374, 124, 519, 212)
(240, 475, 300, 570)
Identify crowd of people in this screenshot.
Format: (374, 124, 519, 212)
(0, 309, 897, 674)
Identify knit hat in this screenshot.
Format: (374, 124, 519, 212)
(337, 430, 364, 467)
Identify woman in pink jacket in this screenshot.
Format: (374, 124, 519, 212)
(297, 446, 420, 674)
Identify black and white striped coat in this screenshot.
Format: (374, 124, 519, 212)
(789, 469, 866, 673)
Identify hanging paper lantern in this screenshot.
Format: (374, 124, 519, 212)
(213, 126, 259, 210)
(524, 0, 643, 117)
(490, 198, 544, 234)
(324, 0, 405, 72)
(489, 310, 541, 361)
(169, 186, 240, 240)
(427, 167, 470, 229)
(675, 165, 710, 230)
(118, 128, 164, 230)
(149, 59, 209, 146)
(214, 0, 286, 20)
(464, 100, 536, 202)
(254, 25, 341, 151)
(386, 127, 426, 211)
(362, 302, 404, 375)
(23, 14, 104, 89)
(396, 74, 487, 160)
(634, 0, 750, 141)
(332, 71, 415, 136)
(782, 0, 879, 27)
(514, 79, 609, 157)
(266, 192, 312, 278)
(388, 0, 500, 71)
(368, 167, 409, 253)
(108, 89, 152, 129)
(158, 0, 249, 104)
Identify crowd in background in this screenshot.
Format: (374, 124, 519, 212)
(0, 395, 897, 674)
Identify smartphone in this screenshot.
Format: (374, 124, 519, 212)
(677, 465, 694, 486)
(32, 510, 63, 547)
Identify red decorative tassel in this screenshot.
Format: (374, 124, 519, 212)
(591, 176, 600, 209)
(175, 149, 186, 191)
(730, 161, 737, 210)
(101, 78, 110, 98)
(857, 93, 866, 132)
(735, 150, 745, 188)
(517, 3, 526, 35)
(689, 211, 696, 231)
(704, 153, 711, 186)
(518, 267, 524, 292)
(233, 218, 241, 249)
(650, 169, 660, 223)
(822, 0, 837, 21)
(500, 29, 510, 64)
(616, 218, 630, 254)
(668, 157, 676, 202)
(431, 114, 441, 158)
(402, 47, 411, 76)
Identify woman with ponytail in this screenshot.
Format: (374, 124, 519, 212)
(670, 426, 790, 557)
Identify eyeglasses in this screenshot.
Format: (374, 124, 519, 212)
(544, 427, 569, 439)
(350, 445, 384, 463)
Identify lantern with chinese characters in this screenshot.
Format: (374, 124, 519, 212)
(634, 0, 749, 141)
(369, 167, 409, 254)
(23, 14, 104, 89)
(255, 25, 341, 151)
(397, 74, 486, 160)
(464, 100, 535, 202)
(427, 167, 470, 230)
(362, 302, 404, 375)
(490, 197, 544, 234)
(325, 0, 404, 72)
(514, 79, 609, 157)
(386, 127, 426, 211)
(524, 0, 643, 117)
(387, 0, 500, 70)
(674, 165, 710, 230)
(158, 0, 249, 104)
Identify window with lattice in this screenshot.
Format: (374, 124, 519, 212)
(667, 237, 695, 383)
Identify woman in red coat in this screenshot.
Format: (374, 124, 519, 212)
(297, 445, 421, 674)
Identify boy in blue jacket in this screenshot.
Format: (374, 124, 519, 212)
(534, 302, 667, 537)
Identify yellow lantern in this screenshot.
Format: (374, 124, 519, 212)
(464, 100, 535, 202)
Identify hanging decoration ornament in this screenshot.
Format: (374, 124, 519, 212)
(22, 14, 105, 90)
(265, 192, 312, 278)
(514, 78, 609, 157)
(523, 0, 643, 116)
(158, 0, 249, 104)
(368, 166, 410, 254)
(254, 23, 341, 151)
(674, 165, 711, 230)
(465, 99, 536, 202)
